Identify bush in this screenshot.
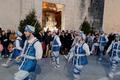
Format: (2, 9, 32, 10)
(18, 10, 41, 36)
(80, 21, 92, 34)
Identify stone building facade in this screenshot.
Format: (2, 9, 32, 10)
(0, 0, 90, 31)
(1, 0, 119, 33)
(103, 0, 120, 33)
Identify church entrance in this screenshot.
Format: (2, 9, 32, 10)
(42, 2, 64, 31)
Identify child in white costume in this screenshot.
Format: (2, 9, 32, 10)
(14, 25, 43, 80)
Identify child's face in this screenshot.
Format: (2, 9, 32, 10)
(8, 47, 13, 52)
(8, 44, 13, 52)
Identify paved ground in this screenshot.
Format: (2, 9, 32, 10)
(0, 55, 120, 80)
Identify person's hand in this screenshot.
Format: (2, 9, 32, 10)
(15, 56, 22, 62)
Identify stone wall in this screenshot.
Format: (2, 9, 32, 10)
(0, 0, 21, 30)
(103, 0, 120, 33)
(20, 0, 34, 20)
(89, 0, 104, 31)
(0, 0, 35, 31)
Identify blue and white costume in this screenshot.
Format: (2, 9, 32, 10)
(98, 33, 108, 62)
(51, 34, 61, 68)
(14, 25, 43, 80)
(73, 42, 90, 80)
(68, 32, 90, 80)
(106, 35, 120, 78)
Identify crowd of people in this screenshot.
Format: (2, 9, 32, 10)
(0, 26, 120, 80)
(0, 27, 116, 59)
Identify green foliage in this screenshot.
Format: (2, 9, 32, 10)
(18, 10, 41, 36)
(80, 21, 92, 34)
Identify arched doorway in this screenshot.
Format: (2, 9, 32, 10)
(42, 2, 64, 31)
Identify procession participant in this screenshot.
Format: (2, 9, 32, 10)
(91, 34, 99, 55)
(14, 25, 43, 80)
(106, 34, 120, 78)
(51, 31, 61, 68)
(68, 32, 90, 80)
(98, 31, 108, 63)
